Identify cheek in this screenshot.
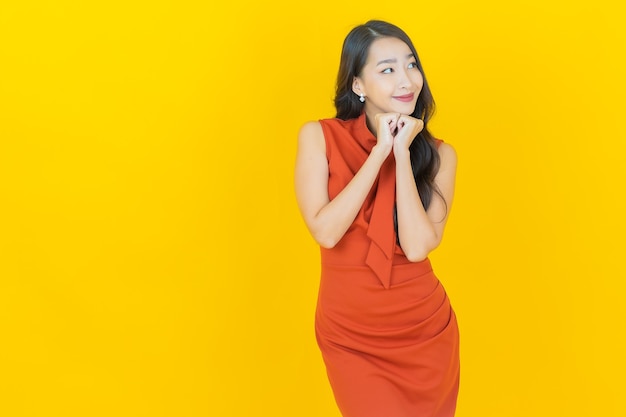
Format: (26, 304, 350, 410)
(414, 72, 424, 87)
(415, 77, 424, 95)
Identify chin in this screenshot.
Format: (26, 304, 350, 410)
(394, 103, 417, 116)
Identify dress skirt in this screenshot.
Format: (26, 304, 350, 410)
(315, 259, 460, 417)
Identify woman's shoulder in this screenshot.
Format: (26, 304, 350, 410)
(298, 116, 336, 133)
(435, 140, 457, 168)
(297, 121, 326, 153)
(299, 120, 323, 136)
(298, 116, 353, 142)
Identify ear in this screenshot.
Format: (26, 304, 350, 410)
(352, 77, 363, 96)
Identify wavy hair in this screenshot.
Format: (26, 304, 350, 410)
(334, 20, 445, 226)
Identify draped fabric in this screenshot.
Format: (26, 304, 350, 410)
(365, 154, 396, 289)
(315, 113, 459, 417)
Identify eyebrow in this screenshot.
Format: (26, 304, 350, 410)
(376, 53, 415, 66)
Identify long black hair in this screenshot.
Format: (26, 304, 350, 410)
(334, 20, 445, 222)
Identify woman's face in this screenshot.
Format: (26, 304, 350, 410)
(353, 36, 423, 117)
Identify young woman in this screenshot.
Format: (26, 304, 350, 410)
(295, 20, 459, 417)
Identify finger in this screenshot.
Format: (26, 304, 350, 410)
(381, 112, 397, 120)
(388, 118, 398, 135)
(416, 119, 424, 133)
(376, 113, 391, 127)
(399, 116, 423, 134)
(398, 114, 414, 124)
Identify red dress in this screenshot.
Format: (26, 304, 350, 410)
(315, 113, 460, 417)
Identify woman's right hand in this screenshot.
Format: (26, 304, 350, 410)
(374, 113, 398, 157)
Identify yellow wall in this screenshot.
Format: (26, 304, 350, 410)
(1, 1, 625, 416)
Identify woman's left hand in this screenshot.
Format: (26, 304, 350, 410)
(393, 115, 424, 154)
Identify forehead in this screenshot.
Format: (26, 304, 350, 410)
(366, 37, 412, 63)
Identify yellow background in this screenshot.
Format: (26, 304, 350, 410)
(1, 1, 625, 416)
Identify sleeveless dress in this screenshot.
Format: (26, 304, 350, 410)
(315, 113, 460, 417)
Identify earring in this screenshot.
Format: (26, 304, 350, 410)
(359, 94, 365, 103)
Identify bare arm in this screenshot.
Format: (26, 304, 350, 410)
(392, 117, 458, 261)
(294, 121, 391, 248)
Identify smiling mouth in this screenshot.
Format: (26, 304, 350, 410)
(393, 93, 414, 102)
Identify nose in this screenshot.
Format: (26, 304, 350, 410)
(397, 69, 411, 89)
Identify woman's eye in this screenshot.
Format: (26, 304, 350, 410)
(382, 68, 393, 74)
(408, 62, 418, 69)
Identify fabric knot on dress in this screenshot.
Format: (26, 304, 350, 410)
(365, 155, 396, 289)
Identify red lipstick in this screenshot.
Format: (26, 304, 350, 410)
(393, 93, 415, 102)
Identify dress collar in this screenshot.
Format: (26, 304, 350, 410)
(353, 112, 377, 150)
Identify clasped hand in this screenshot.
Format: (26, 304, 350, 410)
(374, 113, 424, 156)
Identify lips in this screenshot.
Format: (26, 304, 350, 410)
(393, 93, 415, 102)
